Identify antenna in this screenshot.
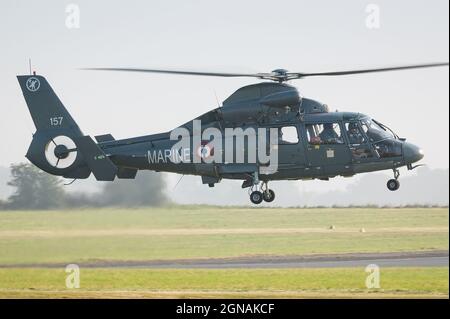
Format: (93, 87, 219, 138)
(213, 89, 221, 108)
(173, 174, 185, 191)
(28, 58, 32, 75)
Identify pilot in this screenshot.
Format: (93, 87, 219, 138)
(319, 123, 341, 144)
(347, 123, 365, 145)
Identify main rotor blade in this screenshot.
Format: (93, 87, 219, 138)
(82, 67, 265, 79)
(289, 62, 449, 79)
(83, 62, 449, 82)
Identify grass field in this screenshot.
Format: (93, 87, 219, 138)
(0, 206, 448, 298)
(0, 268, 448, 298)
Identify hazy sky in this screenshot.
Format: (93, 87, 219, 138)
(0, 0, 448, 189)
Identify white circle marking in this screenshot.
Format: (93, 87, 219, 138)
(26, 77, 41, 92)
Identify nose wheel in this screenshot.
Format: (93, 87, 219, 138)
(387, 179, 400, 191)
(387, 169, 401, 191)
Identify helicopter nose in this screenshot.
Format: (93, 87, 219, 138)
(403, 142, 424, 164)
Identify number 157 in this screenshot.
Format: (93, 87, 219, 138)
(50, 117, 63, 126)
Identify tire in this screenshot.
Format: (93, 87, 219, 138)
(250, 191, 263, 205)
(387, 179, 400, 191)
(263, 189, 276, 203)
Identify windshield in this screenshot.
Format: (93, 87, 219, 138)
(360, 118, 395, 142)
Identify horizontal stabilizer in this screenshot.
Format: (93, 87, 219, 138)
(74, 136, 118, 181)
(95, 134, 115, 143)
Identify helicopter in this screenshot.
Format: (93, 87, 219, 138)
(17, 62, 448, 204)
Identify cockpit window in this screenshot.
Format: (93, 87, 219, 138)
(306, 123, 344, 145)
(360, 119, 395, 142)
(345, 122, 366, 145)
(374, 140, 402, 158)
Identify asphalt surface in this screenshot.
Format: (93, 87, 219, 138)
(2, 250, 448, 269)
(168, 256, 448, 269)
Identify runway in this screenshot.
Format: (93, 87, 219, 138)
(2, 250, 448, 269)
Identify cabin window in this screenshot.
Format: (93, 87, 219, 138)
(279, 126, 299, 144)
(306, 123, 344, 145)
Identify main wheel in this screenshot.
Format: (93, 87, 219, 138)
(387, 179, 400, 191)
(250, 191, 264, 205)
(263, 189, 275, 203)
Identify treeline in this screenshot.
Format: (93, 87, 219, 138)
(0, 163, 170, 210)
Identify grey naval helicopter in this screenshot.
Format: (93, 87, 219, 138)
(17, 62, 448, 204)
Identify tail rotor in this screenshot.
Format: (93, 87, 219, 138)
(44, 135, 78, 169)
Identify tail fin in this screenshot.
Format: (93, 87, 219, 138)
(17, 75, 90, 179)
(17, 75, 82, 134)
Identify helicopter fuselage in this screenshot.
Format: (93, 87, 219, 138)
(99, 109, 423, 186)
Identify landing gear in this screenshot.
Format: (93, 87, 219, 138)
(247, 173, 276, 204)
(250, 191, 264, 204)
(249, 187, 276, 204)
(263, 189, 275, 203)
(387, 179, 400, 191)
(387, 169, 401, 191)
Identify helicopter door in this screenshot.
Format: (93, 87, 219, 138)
(277, 126, 304, 166)
(303, 122, 352, 175)
(260, 125, 305, 171)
